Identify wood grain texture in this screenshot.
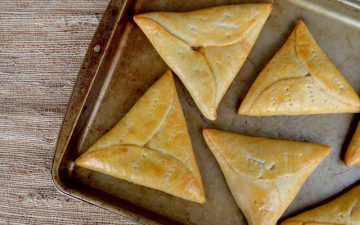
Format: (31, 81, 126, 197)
(0, 0, 139, 224)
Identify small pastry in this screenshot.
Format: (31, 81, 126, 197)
(345, 122, 360, 166)
(76, 71, 205, 203)
(239, 20, 360, 116)
(134, 4, 272, 120)
(203, 129, 331, 225)
(281, 185, 360, 225)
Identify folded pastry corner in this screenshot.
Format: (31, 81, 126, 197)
(202, 129, 331, 225)
(75, 70, 205, 204)
(134, 4, 272, 120)
(238, 20, 360, 116)
(281, 185, 360, 225)
(345, 122, 360, 166)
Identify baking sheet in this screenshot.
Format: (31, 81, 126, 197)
(52, 0, 360, 224)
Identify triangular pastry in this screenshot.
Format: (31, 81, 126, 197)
(281, 185, 360, 225)
(238, 20, 360, 116)
(134, 4, 272, 120)
(202, 129, 331, 225)
(75, 71, 205, 203)
(345, 122, 360, 166)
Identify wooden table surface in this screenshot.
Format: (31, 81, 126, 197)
(0, 0, 139, 224)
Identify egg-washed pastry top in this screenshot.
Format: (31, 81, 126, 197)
(239, 20, 360, 116)
(134, 4, 272, 120)
(281, 185, 360, 225)
(75, 71, 205, 203)
(203, 129, 331, 225)
(345, 122, 360, 166)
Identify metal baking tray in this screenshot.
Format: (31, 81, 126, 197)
(52, 0, 360, 224)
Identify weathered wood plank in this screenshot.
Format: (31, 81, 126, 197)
(0, 0, 139, 224)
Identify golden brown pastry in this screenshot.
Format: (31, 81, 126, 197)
(281, 185, 360, 225)
(202, 129, 331, 225)
(238, 20, 360, 116)
(75, 71, 205, 203)
(134, 4, 272, 120)
(345, 122, 360, 166)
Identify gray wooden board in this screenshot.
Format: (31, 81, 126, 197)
(0, 0, 138, 224)
(55, 0, 360, 225)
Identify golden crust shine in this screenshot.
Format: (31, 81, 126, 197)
(75, 71, 205, 203)
(134, 4, 272, 120)
(281, 185, 360, 225)
(345, 122, 360, 166)
(203, 129, 331, 225)
(239, 20, 360, 116)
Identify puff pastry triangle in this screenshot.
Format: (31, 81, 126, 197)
(281, 185, 360, 225)
(134, 4, 272, 120)
(203, 129, 331, 225)
(239, 20, 360, 116)
(75, 71, 205, 203)
(345, 122, 360, 166)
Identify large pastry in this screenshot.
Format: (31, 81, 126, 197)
(75, 71, 205, 203)
(345, 122, 360, 166)
(203, 129, 331, 225)
(238, 20, 360, 116)
(134, 4, 272, 120)
(281, 185, 360, 225)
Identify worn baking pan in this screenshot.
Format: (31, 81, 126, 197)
(52, 0, 360, 224)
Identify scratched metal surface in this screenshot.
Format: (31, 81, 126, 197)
(0, 0, 139, 224)
(51, 0, 360, 225)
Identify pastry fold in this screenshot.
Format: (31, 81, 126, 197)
(203, 129, 331, 225)
(345, 122, 360, 166)
(239, 20, 360, 116)
(134, 4, 272, 120)
(281, 185, 360, 225)
(75, 71, 205, 203)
